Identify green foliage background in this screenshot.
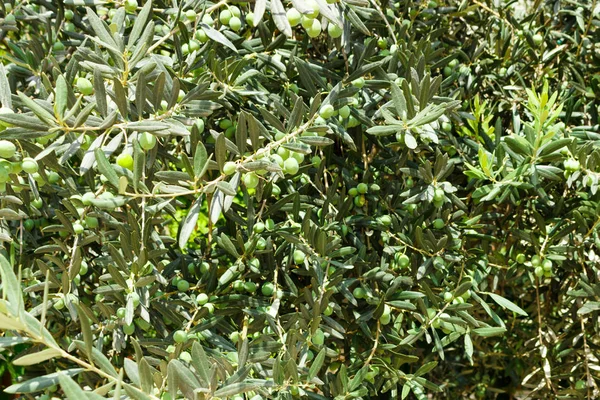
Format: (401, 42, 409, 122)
(0, 0, 599, 399)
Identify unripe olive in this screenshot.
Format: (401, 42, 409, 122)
(173, 330, 187, 343)
(223, 161, 237, 175)
(116, 153, 134, 170)
(243, 172, 259, 188)
(76, 77, 94, 96)
(306, 18, 322, 38)
(229, 16, 242, 31)
(328, 23, 343, 38)
(123, 323, 135, 335)
(21, 158, 38, 174)
(0, 140, 16, 159)
(396, 253, 410, 268)
(433, 188, 445, 202)
(319, 104, 334, 119)
(177, 279, 190, 292)
(353, 287, 366, 299)
(283, 157, 299, 175)
(293, 249, 306, 264)
(219, 9, 232, 25)
(312, 328, 324, 345)
(287, 8, 302, 26)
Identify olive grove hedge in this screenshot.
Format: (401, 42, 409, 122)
(0, 0, 599, 399)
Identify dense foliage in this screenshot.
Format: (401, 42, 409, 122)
(0, 0, 599, 398)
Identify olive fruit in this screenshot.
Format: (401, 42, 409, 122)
(379, 215, 392, 226)
(21, 158, 38, 174)
(306, 0, 320, 18)
(76, 77, 94, 96)
(261, 282, 274, 296)
(396, 253, 410, 268)
(0, 140, 16, 159)
(353, 287, 366, 299)
(185, 9, 196, 21)
(229, 16, 242, 31)
(542, 259, 552, 271)
(319, 104, 335, 119)
(293, 249, 306, 264)
(253, 221, 265, 233)
(283, 157, 299, 175)
(245, 12, 255, 26)
(116, 153, 134, 170)
(516, 253, 526, 264)
(177, 279, 190, 292)
(433, 218, 445, 229)
(196, 293, 209, 306)
(328, 23, 343, 38)
(139, 132, 157, 150)
(124, 0, 137, 12)
(244, 281, 257, 293)
(123, 323, 135, 335)
(339, 105, 351, 119)
(351, 77, 365, 88)
(223, 161, 237, 175)
(219, 9, 232, 25)
(243, 172, 259, 188)
(23, 219, 35, 231)
(433, 188, 445, 202)
(286, 8, 302, 26)
(306, 18, 322, 38)
(312, 328, 324, 345)
(73, 221, 84, 234)
(173, 330, 187, 343)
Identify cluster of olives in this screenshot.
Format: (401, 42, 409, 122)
(225, 145, 307, 190)
(516, 253, 554, 278)
(427, 308, 461, 335)
(347, 181, 381, 208)
(286, 0, 342, 39)
(352, 286, 393, 324)
(314, 99, 360, 129)
(443, 59, 460, 77)
(442, 288, 472, 305)
(0, 139, 63, 194)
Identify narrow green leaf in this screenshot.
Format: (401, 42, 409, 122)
(94, 148, 120, 189)
(486, 292, 528, 316)
(0, 64, 11, 109)
(194, 141, 209, 180)
(13, 348, 62, 366)
(59, 374, 88, 400)
(0, 253, 22, 316)
(55, 75, 68, 119)
(5, 369, 84, 394)
(308, 348, 326, 380)
(200, 23, 237, 52)
(472, 327, 507, 337)
(179, 197, 201, 250)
